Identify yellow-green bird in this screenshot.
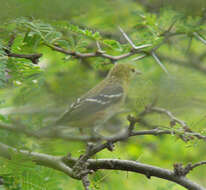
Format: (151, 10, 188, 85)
(42, 63, 141, 132)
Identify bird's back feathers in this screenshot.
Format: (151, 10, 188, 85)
(55, 80, 125, 128)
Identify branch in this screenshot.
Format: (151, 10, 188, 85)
(45, 27, 184, 72)
(0, 141, 205, 190)
(190, 161, 206, 171)
(136, 106, 206, 142)
(193, 32, 206, 46)
(0, 142, 76, 179)
(150, 107, 189, 129)
(118, 27, 152, 50)
(0, 103, 206, 143)
(82, 175, 91, 190)
(151, 51, 168, 74)
(130, 128, 206, 142)
(87, 159, 205, 190)
(174, 161, 206, 176)
(45, 43, 139, 62)
(3, 34, 42, 64)
(4, 50, 42, 65)
(72, 115, 138, 163)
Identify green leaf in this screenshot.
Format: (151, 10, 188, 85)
(103, 39, 122, 51)
(44, 31, 62, 43)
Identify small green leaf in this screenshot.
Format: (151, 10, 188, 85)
(103, 39, 122, 51)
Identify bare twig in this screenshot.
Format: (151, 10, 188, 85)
(118, 27, 152, 50)
(151, 52, 168, 74)
(193, 32, 206, 46)
(150, 107, 189, 129)
(132, 54, 147, 61)
(131, 128, 206, 141)
(96, 41, 105, 54)
(188, 161, 206, 172)
(136, 106, 206, 142)
(118, 26, 137, 49)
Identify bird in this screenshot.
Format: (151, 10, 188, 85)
(39, 63, 141, 134)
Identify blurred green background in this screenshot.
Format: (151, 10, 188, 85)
(0, 0, 206, 189)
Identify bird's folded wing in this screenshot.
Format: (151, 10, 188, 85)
(56, 83, 124, 124)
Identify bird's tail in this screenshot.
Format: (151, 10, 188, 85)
(36, 125, 57, 137)
(35, 121, 59, 137)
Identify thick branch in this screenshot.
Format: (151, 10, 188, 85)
(0, 141, 205, 190)
(88, 159, 205, 190)
(0, 142, 75, 178)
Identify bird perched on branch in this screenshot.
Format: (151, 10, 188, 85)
(39, 63, 141, 134)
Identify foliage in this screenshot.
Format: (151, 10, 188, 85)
(0, 0, 206, 189)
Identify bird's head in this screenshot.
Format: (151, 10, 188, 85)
(107, 63, 141, 82)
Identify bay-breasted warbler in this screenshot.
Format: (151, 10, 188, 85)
(53, 63, 141, 129)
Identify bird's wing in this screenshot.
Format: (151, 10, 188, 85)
(56, 83, 124, 124)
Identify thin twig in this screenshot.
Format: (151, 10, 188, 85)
(150, 107, 188, 129)
(193, 32, 206, 45)
(118, 27, 152, 50)
(174, 161, 206, 177)
(189, 161, 206, 172)
(132, 54, 147, 61)
(3, 34, 42, 64)
(151, 52, 168, 74)
(118, 27, 138, 49)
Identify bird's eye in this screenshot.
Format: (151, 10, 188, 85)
(131, 68, 135, 72)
